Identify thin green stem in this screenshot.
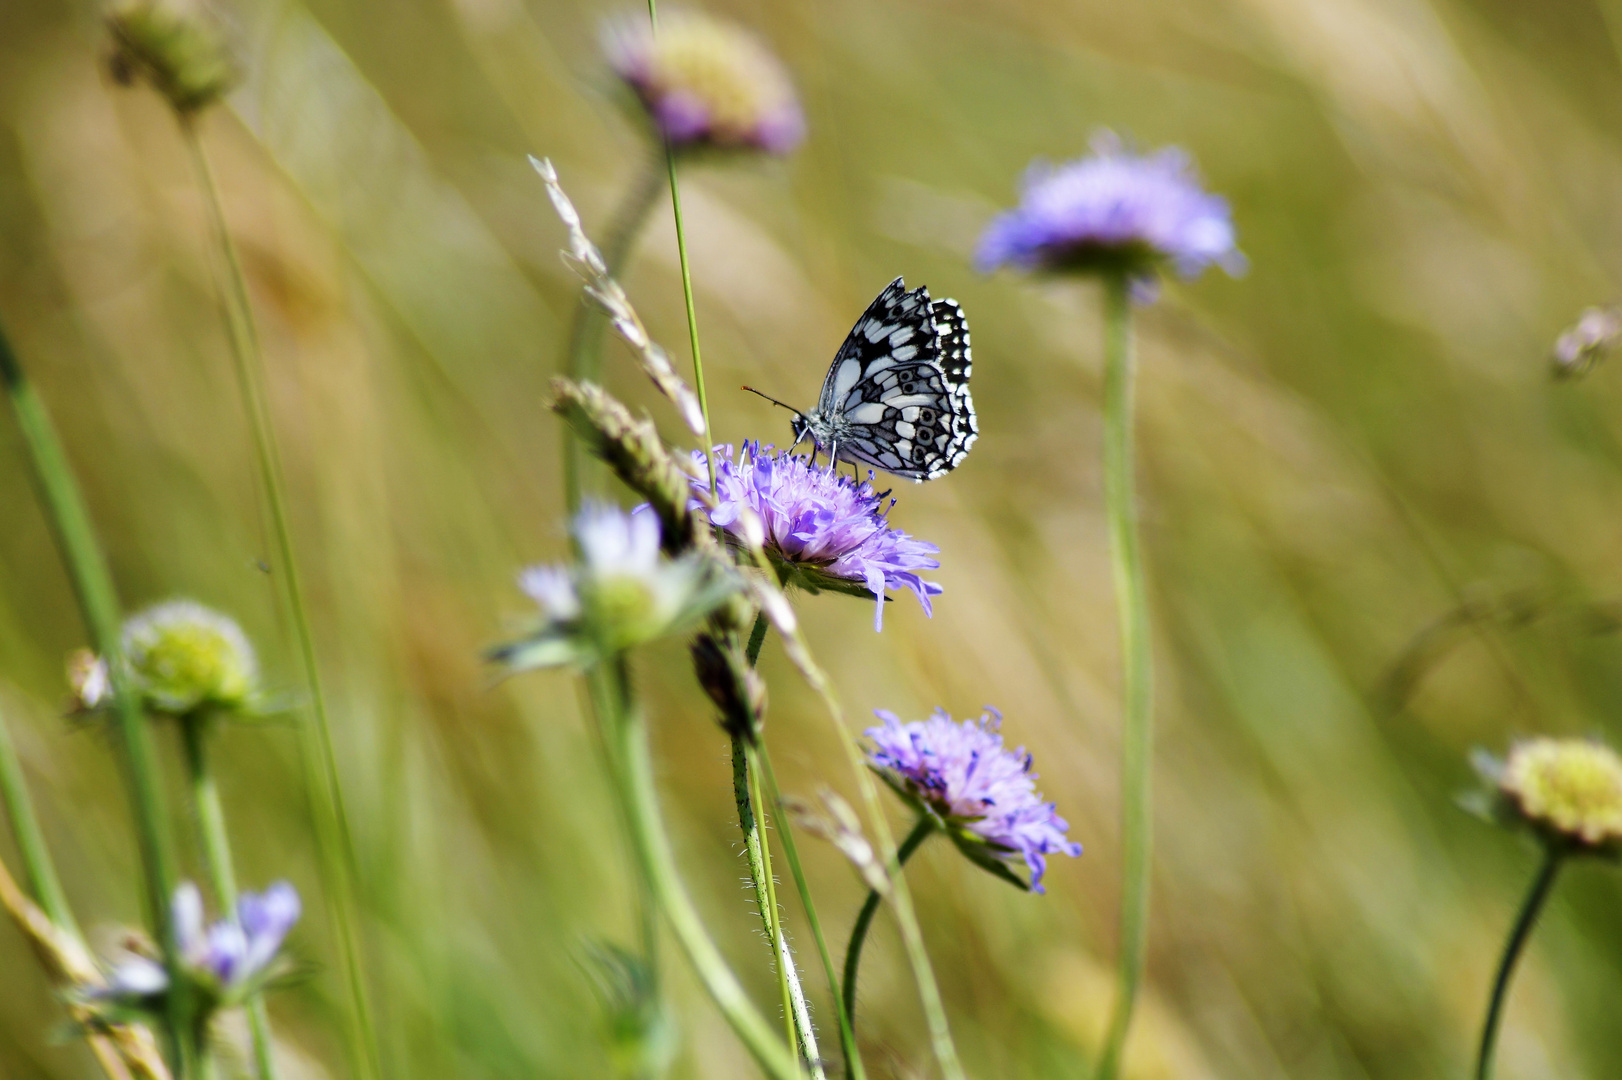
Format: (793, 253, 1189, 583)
(841, 817, 933, 1046)
(0, 704, 78, 938)
(178, 717, 278, 1080)
(0, 315, 185, 1065)
(756, 746, 866, 1080)
(734, 736, 821, 1078)
(1096, 271, 1153, 1080)
(602, 655, 801, 1080)
(1475, 849, 1563, 1080)
(562, 157, 666, 515)
(179, 121, 380, 1080)
(645, 0, 718, 496)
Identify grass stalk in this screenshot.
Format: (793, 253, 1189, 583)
(0, 315, 185, 1065)
(1095, 270, 1153, 1080)
(177, 717, 279, 1080)
(1475, 849, 1563, 1080)
(602, 655, 802, 1080)
(0, 703, 78, 938)
(178, 120, 380, 1080)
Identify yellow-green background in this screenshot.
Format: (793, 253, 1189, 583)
(4, 0, 1622, 1076)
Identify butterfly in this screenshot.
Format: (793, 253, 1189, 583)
(746, 277, 978, 482)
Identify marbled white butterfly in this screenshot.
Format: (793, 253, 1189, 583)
(746, 277, 978, 481)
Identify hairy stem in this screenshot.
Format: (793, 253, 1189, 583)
(0, 315, 185, 1065)
(733, 735, 820, 1078)
(178, 717, 278, 1080)
(562, 157, 666, 515)
(603, 655, 802, 1080)
(1096, 270, 1153, 1080)
(1475, 849, 1563, 1080)
(841, 817, 933, 1046)
(179, 120, 380, 1080)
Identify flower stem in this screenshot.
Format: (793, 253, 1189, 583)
(0, 702, 78, 939)
(644, 0, 718, 497)
(840, 817, 933, 1047)
(178, 717, 279, 1080)
(756, 745, 867, 1080)
(603, 655, 802, 1080)
(1095, 270, 1153, 1080)
(1475, 849, 1563, 1080)
(562, 156, 666, 515)
(0, 315, 185, 1063)
(178, 120, 380, 1080)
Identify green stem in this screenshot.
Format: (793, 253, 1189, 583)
(841, 817, 933, 1047)
(602, 655, 801, 1080)
(756, 746, 866, 1080)
(644, 0, 718, 496)
(0, 315, 184, 1064)
(1096, 271, 1153, 1080)
(178, 716, 279, 1080)
(179, 120, 380, 1080)
(733, 736, 819, 1078)
(562, 157, 666, 515)
(0, 703, 78, 937)
(1475, 849, 1563, 1080)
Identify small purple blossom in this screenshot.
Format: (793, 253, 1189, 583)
(99, 881, 300, 1007)
(977, 131, 1243, 293)
(603, 11, 804, 155)
(866, 708, 1082, 892)
(695, 442, 942, 631)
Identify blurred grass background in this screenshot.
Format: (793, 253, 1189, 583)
(4, 0, 1622, 1076)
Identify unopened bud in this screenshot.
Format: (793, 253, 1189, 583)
(690, 633, 765, 740)
(106, 1, 240, 115)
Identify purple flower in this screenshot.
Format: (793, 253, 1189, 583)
(695, 442, 942, 631)
(866, 708, 1082, 892)
(603, 11, 804, 155)
(99, 881, 301, 1008)
(977, 131, 1243, 293)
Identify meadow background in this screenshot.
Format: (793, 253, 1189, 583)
(4, 0, 1622, 1076)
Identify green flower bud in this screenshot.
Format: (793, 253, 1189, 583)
(106, 0, 240, 115)
(121, 600, 259, 716)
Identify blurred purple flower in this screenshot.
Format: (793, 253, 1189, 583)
(695, 442, 941, 631)
(604, 11, 804, 155)
(977, 131, 1243, 293)
(101, 881, 300, 1006)
(867, 708, 1082, 892)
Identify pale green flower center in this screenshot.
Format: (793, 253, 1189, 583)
(126, 611, 256, 714)
(1501, 738, 1622, 846)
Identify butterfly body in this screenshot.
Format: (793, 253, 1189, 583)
(789, 277, 978, 482)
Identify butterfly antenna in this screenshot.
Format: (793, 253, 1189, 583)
(741, 385, 808, 421)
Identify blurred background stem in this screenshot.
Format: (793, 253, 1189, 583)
(178, 120, 380, 1080)
(602, 654, 803, 1080)
(0, 703, 78, 939)
(0, 315, 185, 1065)
(1475, 849, 1563, 1080)
(1096, 270, 1152, 1080)
(177, 716, 279, 1080)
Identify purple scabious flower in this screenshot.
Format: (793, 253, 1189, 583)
(98, 881, 301, 1009)
(977, 131, 1243, 293)
(695, 442, 942, 631)
(866, 708, 1082, 892)
(604, 11, 804, 156)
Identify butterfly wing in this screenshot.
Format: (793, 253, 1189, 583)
(815, 278, 978, 481)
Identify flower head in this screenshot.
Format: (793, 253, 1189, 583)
(696, 442, 942, 631)
(121, 600, 259, 716)
(866, 708, 1082, 892)
(604, 11, 804, 155)
(1471, 738, 1622, 854)
(494, 504, 736, 671)
(96, 881, 300, 1014)
(1551, 305, 1622, 379)
(977, 131, 1243, 293)
(106, 0, 240, 115)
